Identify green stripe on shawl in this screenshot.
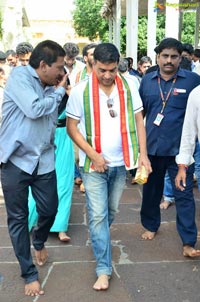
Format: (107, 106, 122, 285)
(120, 75, 138, 165)
(83, 75, 139, 171)
(83, 80, 92, 171)
(81, 66, 87, 80)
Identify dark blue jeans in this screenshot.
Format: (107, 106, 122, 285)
(141, 155, 197, 247)
(1, 161, 58, 284)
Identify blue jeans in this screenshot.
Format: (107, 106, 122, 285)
(74, 163, 82, 179)
(194, 141, 200, 191)
(80, 166, 126, 277)
(163, 171, 175, 203)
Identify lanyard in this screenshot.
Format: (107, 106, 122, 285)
(158, 77, 176, 113)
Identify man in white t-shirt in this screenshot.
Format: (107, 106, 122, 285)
(63, 42, 85, 87)
(176, 85, 200, 191)
(66, 43, 152, 291)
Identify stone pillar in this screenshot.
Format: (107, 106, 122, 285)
(165, 0, 180, 39)
(147, 0, 157, 65)
(113, 0, 121, 51)
(195, 5, 200, 48)
(126, 0, 138, 67)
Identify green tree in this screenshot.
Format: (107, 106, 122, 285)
(72, 1, 196, 55)
(72, 0, 109, 41)
(181, 12, 196, 44)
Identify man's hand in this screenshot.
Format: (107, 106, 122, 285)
(175, 166, 187, 191)
(57, 73, 69, 90)
(91, 153, 110, 173)
(137, 154, 152, 176)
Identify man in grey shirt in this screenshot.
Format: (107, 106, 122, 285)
(0, 40, 68, 297)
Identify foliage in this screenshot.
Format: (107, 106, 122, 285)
(72, 0, 109, 41)
(120, 17, 126, 54)
(181, 12, 196, 44)
(72, 1, 196, 55)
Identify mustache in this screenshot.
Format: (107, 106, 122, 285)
(164, 63, 174, 67)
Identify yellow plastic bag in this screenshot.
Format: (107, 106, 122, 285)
(134, 166, 148, 185)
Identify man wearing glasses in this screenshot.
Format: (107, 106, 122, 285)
(66, 43, 152, 291)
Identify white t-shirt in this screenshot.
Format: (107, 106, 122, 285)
(176, 85, 200, 165)
(65, 60, 85, 87)
(66, 75, 143, 167)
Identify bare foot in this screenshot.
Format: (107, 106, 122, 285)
(58, 232, 71, 242)
(25, 280, 44, 296)
(141, 230, 156, 240)
(35, 247, 48, 266)
(80, 183, 85, 193)
(93, 274, 110, 291)
(74, 177, 82, 185)
(160, 200, 173, 210)
(183, 245, 200, 258)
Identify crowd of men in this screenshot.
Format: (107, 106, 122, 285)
(0, 38, 200, 297)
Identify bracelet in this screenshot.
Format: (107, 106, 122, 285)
(178, 164, 188, 170)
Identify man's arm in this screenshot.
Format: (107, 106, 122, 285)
(135, 110, 152, 175)
(175, 87, 198, 190)
(66, 117, 109, 172)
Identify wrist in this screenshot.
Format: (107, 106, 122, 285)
(178, 164, 188, 170)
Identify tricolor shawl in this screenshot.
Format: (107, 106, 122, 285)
(75, 66, 87, 83)
(83, 71, 139, 172)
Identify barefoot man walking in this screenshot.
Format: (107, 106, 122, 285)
(67, 43, 152, 290)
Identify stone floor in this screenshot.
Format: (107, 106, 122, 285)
(0, 176, 200, 302)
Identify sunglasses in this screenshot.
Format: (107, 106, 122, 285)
(107, 99, 117, 118)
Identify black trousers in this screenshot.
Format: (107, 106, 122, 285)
(1, 161, 58, 284)
(141, 155, 197, 247)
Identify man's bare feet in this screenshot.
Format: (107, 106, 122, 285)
(141, 230, 156, 240)
(74, 177, 82, 185)
(25, 280, 44, 296)
(93, 274, 110, 291)
(35, 247, 48, 266)
(183, 245, 200, 258)
(80, 183, 85, 193)
(160, 200, 174, 210)
(58, 232, 71, 242)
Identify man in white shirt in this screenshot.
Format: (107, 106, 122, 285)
(63, 42, 85, 87)
(66, 43, 152, 291)
(175, 85, 200, 257)
(176, 85, 200, 192)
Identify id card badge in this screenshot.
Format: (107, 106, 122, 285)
(153, 113, 164, 126)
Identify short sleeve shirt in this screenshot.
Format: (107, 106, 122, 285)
(66, 75, 143, 167)
(139, 68, 200, 156)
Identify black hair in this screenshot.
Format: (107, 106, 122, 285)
(118, 58, 128, 73)
(82, 43, 98, 57)
(180, 56, 192, 71)
(63, 42, 79, 58)
(5, 49, 16, 57)
(138, 56, 152, 65)
(16, 42, 34, 55)
(93, 43, 120, 64)
(182, 43, 194, 55)
(125, 57, 133, 69)
(29, 40, 65, 69)
(156, 38, 183, 55)
(194, 48, 200, 58)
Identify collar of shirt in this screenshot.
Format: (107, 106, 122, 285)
(150, 68, 186, 81)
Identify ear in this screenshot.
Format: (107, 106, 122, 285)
(39, 60, 48, 72)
